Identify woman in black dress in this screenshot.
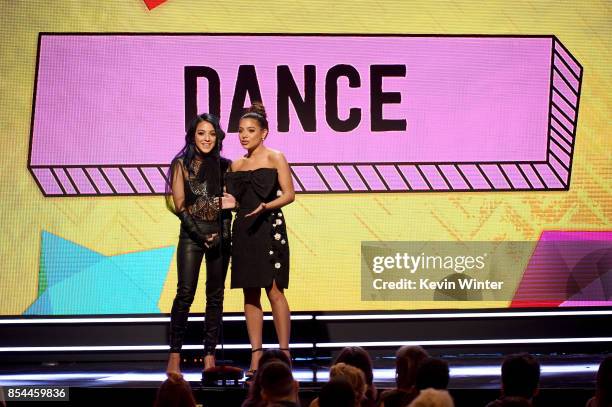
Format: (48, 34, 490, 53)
(224, 102, 295, 378)
(165, 113, 235, 377)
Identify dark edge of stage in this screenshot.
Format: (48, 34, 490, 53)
(1, 307, 610, 406)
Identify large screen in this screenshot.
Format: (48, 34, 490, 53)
(1, 1, 610, 316)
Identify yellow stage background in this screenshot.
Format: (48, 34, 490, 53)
(0, 1, 610, 315)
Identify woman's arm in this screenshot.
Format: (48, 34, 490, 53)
(171, 159, 186, 213)
(170, 159, 207, 244)
(263, 151, 295, 210)
(222, 158, 238, 210)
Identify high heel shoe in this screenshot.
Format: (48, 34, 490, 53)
(279, 347, 292, 366)
(245, 348, 264, 380)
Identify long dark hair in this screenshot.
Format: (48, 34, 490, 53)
(165, 113, 228, 214)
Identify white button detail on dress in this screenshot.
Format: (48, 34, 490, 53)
(278, 213, 283, 217)
(276, 190, 282, 197)
(274, 233, 281, 240)
(274, 262, 281, 269)
(281, 239, 286, 244)
(269, 250, 274, 255)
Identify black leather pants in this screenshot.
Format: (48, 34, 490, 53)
(169, 220, 230, 354)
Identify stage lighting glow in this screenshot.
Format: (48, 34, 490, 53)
(1, 310, 609, 325)
(0, 343, 315, 352)
(314, 337, 612, 348)
(0, 315, 314, 324)
(0, 363, 599, 386)
(315, 310, 612, 320)
(0, 337, 609, 352)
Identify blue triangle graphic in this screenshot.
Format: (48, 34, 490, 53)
(41, 231, 105, 289)
(24, 231, 175, 315)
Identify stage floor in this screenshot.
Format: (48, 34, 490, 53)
(0, 353, 603, 388)
(0, 353, 603, 406)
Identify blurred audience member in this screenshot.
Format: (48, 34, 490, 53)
(259, 360, 299, 407)
(318, 377, 357, 407)
(379, 345, 429, 407)
(486, 353, 540, 407)
(586, 355, 612, 407)
(335, 346, 378, 406)
(311, 363, 366, 407)
(243, 349, 292, 407)
(416, 358, 450, 390)
(408, 388, 454, 407)
(498, 396, 532, 406)
(154, 373, 196, 407)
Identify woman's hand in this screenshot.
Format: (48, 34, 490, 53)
(221, 192, 237, 209)
(245, 202, 266, 217)
(203, 233, 219, 249)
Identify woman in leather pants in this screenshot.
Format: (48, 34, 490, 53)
(165, 113, 235, 377)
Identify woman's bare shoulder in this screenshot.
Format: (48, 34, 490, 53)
(230, 156, 248, 171)
(267, 148, 287, 165)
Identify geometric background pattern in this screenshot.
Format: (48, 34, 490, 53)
(0, 1, 610, 314)
(24, 231, 174, 315)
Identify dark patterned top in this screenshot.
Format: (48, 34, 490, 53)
(182, 158, 231, 222)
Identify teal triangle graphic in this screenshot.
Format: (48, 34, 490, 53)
(108, 248, 176, 306)
(25, 231, 175, 315)
(41, 231, 105, 289)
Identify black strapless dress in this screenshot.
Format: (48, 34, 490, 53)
(225, 168, 289, 289)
